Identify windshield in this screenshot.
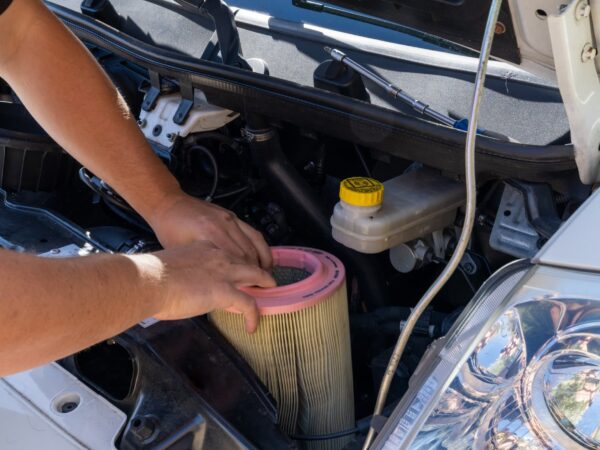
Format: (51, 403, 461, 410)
(227, 0, 449, 52)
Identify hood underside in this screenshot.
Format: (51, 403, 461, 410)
(294, 0, 590, 80)
(293, 0, 522, 63)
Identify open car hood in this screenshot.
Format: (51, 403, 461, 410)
(293, 0, 581, 78)
(294, 0, 600, 184)
(293, 0, 522, 62)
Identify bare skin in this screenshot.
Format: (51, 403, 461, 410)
(0, 0, 275, 376)
(0, 0, 272, 269)
(0, 242, 275, 376)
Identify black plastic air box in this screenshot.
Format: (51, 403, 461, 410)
(0, 101, 77, 192)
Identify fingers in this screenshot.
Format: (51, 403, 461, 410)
(209, 209, 261, 267)
(151, 195, 270, 269)
(236, 220, 273, 270)
(225, 286, 260, 333)
(223, 217, 260, 265)
(231, 263, 276, 289)
(210, 232, 249, 263)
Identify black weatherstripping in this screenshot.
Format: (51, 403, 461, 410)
(46, 2, 576, 182)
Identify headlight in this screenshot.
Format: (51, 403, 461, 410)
(373, 260, 600, 450)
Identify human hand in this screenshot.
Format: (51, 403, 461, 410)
(148, 192, 273, 270)
(151, 241, 275, 332)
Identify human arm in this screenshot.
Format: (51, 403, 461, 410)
(0, 0, 272, 268)
(0, 242, 274, 376)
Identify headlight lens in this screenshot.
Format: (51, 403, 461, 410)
(374, 262, 600, 450)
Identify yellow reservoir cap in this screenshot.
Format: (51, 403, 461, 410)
(339, 177, 384, 207)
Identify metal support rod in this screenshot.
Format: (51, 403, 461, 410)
(361, 0, 503, 448)
(325, 46, 456, 127)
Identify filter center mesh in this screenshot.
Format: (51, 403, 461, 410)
(272, 265, 312, 286)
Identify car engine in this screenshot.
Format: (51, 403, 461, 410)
(0, 3, 590, 447)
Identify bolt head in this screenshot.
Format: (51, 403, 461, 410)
(130, 416, 157, 442)
(582, 43, 598, 62)
(137, 119, 146, 128)
(463, 262, 476, 274)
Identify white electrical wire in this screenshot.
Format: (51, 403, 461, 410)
(362, 1, 504, 448)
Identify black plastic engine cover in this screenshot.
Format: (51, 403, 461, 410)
(61, 318, 297, 450)
(0, 102, 78, 192)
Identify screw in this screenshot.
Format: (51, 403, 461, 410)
(130, 416, 157, 443)
(166, 133, 175, 142)
(582, 43, 597, 62)
(495, 21, 506, 35)
(576, 0, 591, 19)
(152, 125, 162, 137)
(462, 262, 476, 275)
(137, 119, 146, 128)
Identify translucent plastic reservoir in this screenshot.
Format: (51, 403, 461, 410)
(331, 170, 465, 254)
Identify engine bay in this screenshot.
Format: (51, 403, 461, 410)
(0, 2, 592, 448)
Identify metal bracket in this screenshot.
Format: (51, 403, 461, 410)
(548, 0, 600, 183)
(173, 79, 195, 125)
(141, 71, 162, 112)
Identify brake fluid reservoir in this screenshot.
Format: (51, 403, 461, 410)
(331, 170, 465, 254)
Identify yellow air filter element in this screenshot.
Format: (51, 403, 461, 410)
(209, 247, 354, 450)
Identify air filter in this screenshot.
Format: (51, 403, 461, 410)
(209, 247, 354, 450)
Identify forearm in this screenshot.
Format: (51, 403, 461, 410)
(0, 251, 164, 375)
(0, 0, 180, 221)
(0, 1, 274, 268)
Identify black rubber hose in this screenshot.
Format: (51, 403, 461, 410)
(245, 117, 389, 309)
(187, 144, 219, 201)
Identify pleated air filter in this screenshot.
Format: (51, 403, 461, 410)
(209, 247, 354, 450)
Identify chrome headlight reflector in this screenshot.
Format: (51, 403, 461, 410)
(374, 261, 600, 450)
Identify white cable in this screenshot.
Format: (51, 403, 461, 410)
(362, 1, 504, 448)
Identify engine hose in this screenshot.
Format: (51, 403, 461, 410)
(244, 116, 389, 309)
(187, 144, 219, 202)
(362, 1, 503, 448)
